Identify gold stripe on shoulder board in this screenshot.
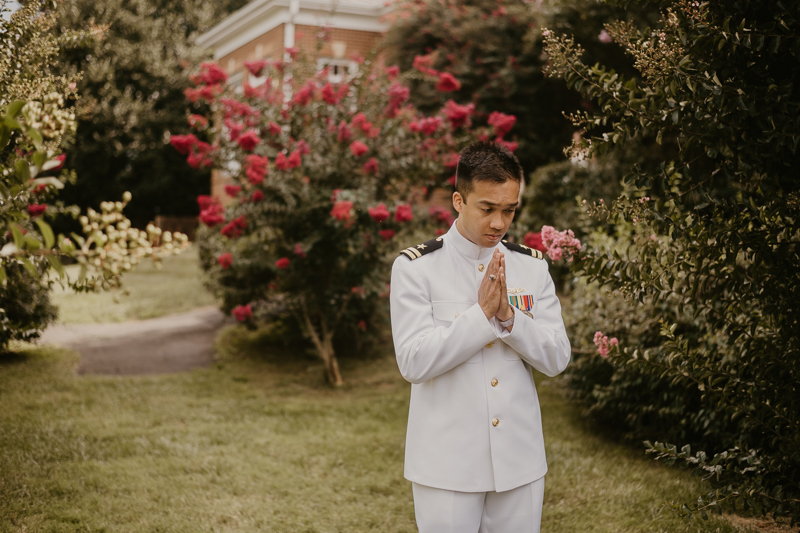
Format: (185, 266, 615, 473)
(404, 247, 422, 259)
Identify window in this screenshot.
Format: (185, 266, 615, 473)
(317, 58, 358, 83)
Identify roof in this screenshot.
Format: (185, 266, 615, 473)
(197, 0, 391, 59)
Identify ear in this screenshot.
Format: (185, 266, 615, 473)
(453, 191, 464, 214)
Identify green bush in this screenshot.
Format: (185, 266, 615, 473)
(545, 0, 800, 522)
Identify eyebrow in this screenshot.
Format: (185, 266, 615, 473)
(477, 200, 519, 208)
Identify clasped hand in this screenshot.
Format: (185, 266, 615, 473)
(478, 249, 513, 324)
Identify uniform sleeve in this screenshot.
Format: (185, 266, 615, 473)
(493, 263, 571, 377)
(390, 256, 497, 384)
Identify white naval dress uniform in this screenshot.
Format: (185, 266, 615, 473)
(390, 221, 571, 532)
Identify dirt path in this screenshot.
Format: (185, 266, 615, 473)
(38, 306, 233, 376)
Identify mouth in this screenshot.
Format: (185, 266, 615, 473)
(485, 234, 502, 242)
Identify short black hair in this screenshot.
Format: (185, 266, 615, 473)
(455, 141, 523, 200)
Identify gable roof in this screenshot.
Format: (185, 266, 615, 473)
(197, 0, 391, 59)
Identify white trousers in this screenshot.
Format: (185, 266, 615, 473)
(412, 477, 545, 533)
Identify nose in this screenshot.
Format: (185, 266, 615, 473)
(489, 211, 504, 230)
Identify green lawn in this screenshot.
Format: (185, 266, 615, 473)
(0, 326, 753, 532)
(50, 246, 217, 324)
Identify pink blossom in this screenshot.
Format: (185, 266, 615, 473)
(443, 100, 475, 129)
(321, 82, 339, 104)
(435, 72, 461, 92)
(51, 154, 66, 171)
(217, 253, 233, 269)
(198, 196, 225, 227)
(350, 141, 369, 157)
(413, 54, 439, 76)
(295, 140, 310, 155)
(268, 121, 282, 135)
(364, 157, 379, 175)
(224, 184, 241, 197)
(275, 152, 289, 170)
(598, 30, 613, 43)
(237, 130, 260, 151)
(275, 257, 291, 269)
(378, 229, 396, 241)
(170, 134, 198, 155)
(287, 149, 302, 168)
(409, 116, 443, 135)
(495, 138, 518, 152)
(593, 331, 618, 358)
(252, 190, 264, 202)
(196, 62, 228, 85)
(293, 243, 307, 258)
(27, 203, 47, 217)
(291, 80, 315, 106)
(244, 59, 269, 77)
(286, 46, 299, 59)
(387, 82, 411, 113)
(188, 114, 208, 129)
(337, 121, 352, 143)
(358, 320, 367, 332)
(245, 154, 269, 185)
(368, 203, 391, 223)
(232, 304, 253, 322)
(221, 216, 247, 238)
(429, 205, 454, 227)
(331, 200, 354, 222)
(351, 113, 372, 133)
(225, 119, 244, 141)
(385, 65, 400, 79)
(523, 231, 547, 252)
(487, 111, 517, 138)
(541, 225, 582, 261)
(394, 204, 413, 222)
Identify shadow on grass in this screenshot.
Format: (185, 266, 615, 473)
(213, 321, 406, 396)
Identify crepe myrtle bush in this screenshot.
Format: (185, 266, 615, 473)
(173, 47, 515, 386)
(544, 0, 800, 523)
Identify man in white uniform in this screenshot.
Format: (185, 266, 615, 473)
(390, 141, 571, 532)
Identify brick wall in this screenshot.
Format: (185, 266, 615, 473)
(217, 25, 285, 78)
(294, 25, 382, 60)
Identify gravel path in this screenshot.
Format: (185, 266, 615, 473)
(38, 306, 233, 376)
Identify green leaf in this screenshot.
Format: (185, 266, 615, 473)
(10, 224, 25, 249)
(6, 100, 25, 117)
(15, 160, 31, 183)
(47, 255, 65, 279)
(35, 219, 55, 249)
(18, 257, 38, 277)
(0, 264, 6, 285)
(26, 127, 43, 148)
(33, 150, 45, 169)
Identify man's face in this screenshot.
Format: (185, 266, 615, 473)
(453, 178, 520, 248)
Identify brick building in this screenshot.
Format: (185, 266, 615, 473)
(196, 0, 391, 203)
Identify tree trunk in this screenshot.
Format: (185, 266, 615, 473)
(300, 299, 344, 386)
(320, 329, 344, 386)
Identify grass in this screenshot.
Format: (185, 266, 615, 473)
(0, 327, 756, 533)
(49, 246, 217, 324)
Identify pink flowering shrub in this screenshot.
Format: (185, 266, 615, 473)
(541, 225, 582, 261)
(593, 331, 619, 358)
(180, 45, 502, 385)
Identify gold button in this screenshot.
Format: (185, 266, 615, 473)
(491, 378, 498, 387)
(485, 342, 494, 349)
(478, 264, 484, 272)
(492, 418, 499, 427)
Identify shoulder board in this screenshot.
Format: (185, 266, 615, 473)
(399, 236, 444, 261)
(502, 240, 544, 259)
